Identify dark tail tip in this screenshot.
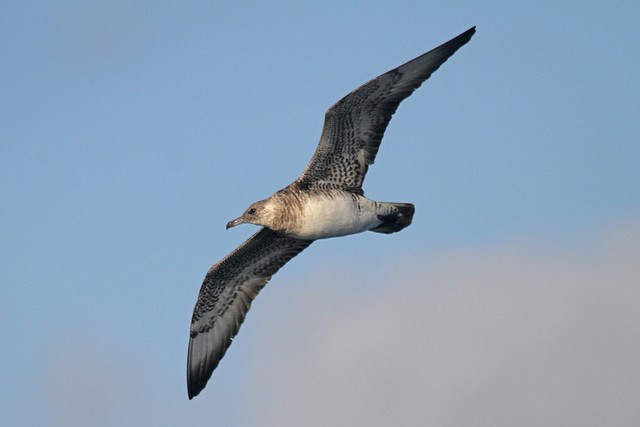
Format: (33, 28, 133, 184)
(370, 203, 415, 234)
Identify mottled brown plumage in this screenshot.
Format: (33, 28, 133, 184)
(188, 27, 475, 399)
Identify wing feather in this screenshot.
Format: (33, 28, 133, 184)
(187, 228, 312, 398)
(298, 27, 475, 192)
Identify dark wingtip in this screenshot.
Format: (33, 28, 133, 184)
(454, 26, 477, 45)
(187, 366, 200, 399)
(187, 334, 207, 400)
(187, 371, 204, 399)
(187, 370, 204, 400)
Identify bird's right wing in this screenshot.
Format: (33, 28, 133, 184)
(187, 228, 312, 399)
(297, 27, 475, 193)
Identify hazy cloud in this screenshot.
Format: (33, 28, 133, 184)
(249, 222, 640, 426)
(38, 222, 640, 426)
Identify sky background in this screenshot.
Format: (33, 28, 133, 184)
(2, 1, 639, 426)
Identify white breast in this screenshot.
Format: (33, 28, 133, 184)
(291, 193, 381, 240)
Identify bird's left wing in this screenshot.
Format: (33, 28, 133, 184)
(187, 228, 312, 399)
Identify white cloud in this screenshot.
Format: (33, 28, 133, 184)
(248, 222, 640, 427)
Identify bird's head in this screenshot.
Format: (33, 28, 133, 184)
(226, 198, 280, 231)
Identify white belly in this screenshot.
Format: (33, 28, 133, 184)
(291, 193, 381, 240)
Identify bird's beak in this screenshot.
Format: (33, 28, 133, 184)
(226, 217, 245, 230)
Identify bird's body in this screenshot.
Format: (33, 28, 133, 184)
(230, 185, 414, 240)
(289, 190, 381, 240)
(187, 27, 476, 399)
(294, 191, 410, 240)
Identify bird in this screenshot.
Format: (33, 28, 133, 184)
(187, 27, 475, 399)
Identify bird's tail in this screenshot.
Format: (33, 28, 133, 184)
(370, 202, 415, 234)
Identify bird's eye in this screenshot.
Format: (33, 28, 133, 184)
(247, 208, 256, 215)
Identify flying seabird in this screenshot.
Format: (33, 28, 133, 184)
(187, 27, 476, 398)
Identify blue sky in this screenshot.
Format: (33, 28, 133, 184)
(2, 2, 639, 426)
